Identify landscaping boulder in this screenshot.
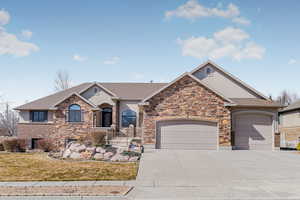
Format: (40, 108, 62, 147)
(117, 147, 127, 154)
(111, 154, 129, 162)
(93, 153, 104, 160)
(69, 152, 81, 159)
(103, 152, 114, 160)
(73, 144, 86, 153)
(86, 147, 96, 154)
(95, 147, 106, 153)
(62, 149, 71, 158)
(129, 156, 139, 162)
(80, 151, 93, 159)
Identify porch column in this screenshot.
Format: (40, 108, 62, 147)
(112, 100, 120, 132)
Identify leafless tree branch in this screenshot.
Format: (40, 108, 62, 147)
(54, 70, 72, 91)
(276, 90, 299, 106)
(0, 103, 18, 136)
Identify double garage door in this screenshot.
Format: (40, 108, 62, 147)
(156, 120, 218, 150)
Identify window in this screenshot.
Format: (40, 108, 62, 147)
(30, 111, 48, 122)
(94, 87, 98, 93)
(122, 109, 137, 127)
(206, 67, 211, 75)
(67, 104, 83, 122)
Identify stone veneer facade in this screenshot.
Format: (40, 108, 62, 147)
(18, 94, 96, 148)
(142, 75, 231, 147)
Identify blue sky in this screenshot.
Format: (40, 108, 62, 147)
(0, 0, 299, 107)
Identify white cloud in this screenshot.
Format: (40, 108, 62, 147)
(0, 10, 38, 57)
(0, 28, 39, 57)
(21, 30, 33, 39)
(213, 27, 249, 43)
(72, 54, 87, 62)
(0, 9, 10, 25)
(165, 0, 250, 25)
(177, 27, 265, 61)
(288, 59, 296, 64)
(103, 56, 120, 65)
(232, 17, 251, 25)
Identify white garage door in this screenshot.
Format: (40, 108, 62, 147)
(235, 114, 273, 150)
(156, 120, 218, 150)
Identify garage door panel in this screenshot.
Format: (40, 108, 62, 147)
(235, 114, 272, 150)
(157, 120, 218, 150)
(160, 143, 217, 150)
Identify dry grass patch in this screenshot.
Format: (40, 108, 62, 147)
(0, 153, 138, 181)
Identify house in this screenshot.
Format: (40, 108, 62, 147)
(15, 61, 282, 150)
(279, 100, 300, 148)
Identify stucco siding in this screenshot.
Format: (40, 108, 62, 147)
(280, 110, 300, 127)
(18, 110, 54, 123)
(81, 85, 114, 106)
(192, 64, 258, 98)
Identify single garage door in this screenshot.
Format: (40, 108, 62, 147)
(235, 114, 273, 150)
(156, 120, 218, 150)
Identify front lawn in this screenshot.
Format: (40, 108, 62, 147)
(0, 153, 138, 181)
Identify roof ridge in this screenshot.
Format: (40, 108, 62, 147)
(14, 82, 92, 110)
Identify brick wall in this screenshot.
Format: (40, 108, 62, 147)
(142, 75, 231, 146)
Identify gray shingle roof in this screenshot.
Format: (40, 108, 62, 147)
(99, 82, 167, 100)
(229, 98, 282, 108)
(14, 83, 92, 110)
(15, 82, 167, 110)
(280, 100, 300, 112)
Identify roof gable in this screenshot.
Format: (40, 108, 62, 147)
(52, 92, 98, 109)
(191, 60, 269, 100)
(143, 72, 233, 103)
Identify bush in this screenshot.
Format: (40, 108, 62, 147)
(75, 134, 92, 146)
(17, 139, 27, 152)
(90, 131, 106, 146)
(37, 139, 54, 152)
(296, 143, 300, 151)
(3, 139, 27, 152)
(0, 143, 4, 151)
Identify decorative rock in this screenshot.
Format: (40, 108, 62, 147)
(86, 147, 96, 154)
(103, 152, 114, 160)
(95, 147, 105, 153)
(80, 151, 93, 159)
(117, 147, 126, 154)
(93, 153, 104, 160)
(73, 144, 86, 153)
(119, 155, 129, 162)
(62, 149, 71, 158)
(129, 156, 139, 162)
(68, 143, 80, 150)
(69, 152, 81, 159)
(111, 154, 129, 162)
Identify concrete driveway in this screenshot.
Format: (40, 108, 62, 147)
(133, 150, 300, 199)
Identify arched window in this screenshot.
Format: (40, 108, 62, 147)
(122, 109, 136, 127)
(68, 104, 82, 122)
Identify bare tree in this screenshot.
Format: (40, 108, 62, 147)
(276, 90, 299, 106)
(54, 70, 72, 91)
(0, 103, 19, 136)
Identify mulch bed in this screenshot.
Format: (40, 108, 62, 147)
(0, 185, 133, 196)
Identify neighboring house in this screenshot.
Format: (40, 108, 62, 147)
(15, 61, 282, 150)
(279, 101, 300, 148)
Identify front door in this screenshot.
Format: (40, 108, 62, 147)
(102, 108, 112, 127)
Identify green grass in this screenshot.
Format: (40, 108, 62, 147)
(0, 153, 138, 181)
